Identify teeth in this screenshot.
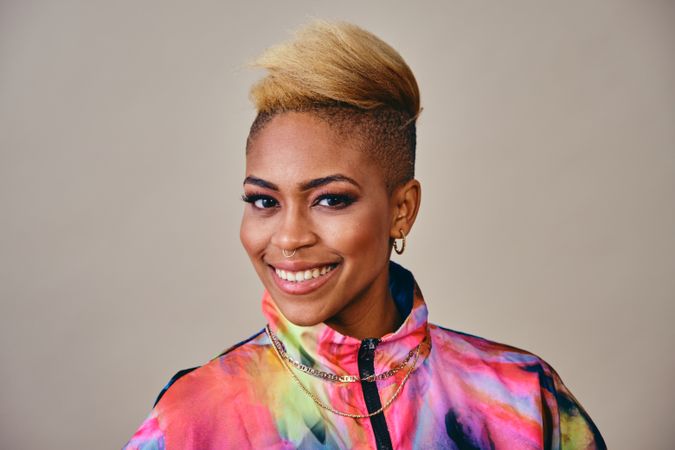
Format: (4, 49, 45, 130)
(275, 264, 335, 283)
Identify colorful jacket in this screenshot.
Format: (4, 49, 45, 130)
(124, 262, 605, 449)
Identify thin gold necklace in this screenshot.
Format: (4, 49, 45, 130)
(265, 325, 425, 419)
(266, 325, 420, 383)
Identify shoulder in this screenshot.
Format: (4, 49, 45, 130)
(429, 323, 546, 369)
(427, 323, 561, 397)
(124, 329, 272, 449)
(428, 324, 606, 448)
(153, 328, 268, 408)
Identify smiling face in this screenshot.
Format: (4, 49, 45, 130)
(240, 112, 404, 338)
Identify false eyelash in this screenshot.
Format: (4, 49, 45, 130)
(241, 192, 357, 208)
(241, 193, 267, 203)
(313, 193, 357, 208)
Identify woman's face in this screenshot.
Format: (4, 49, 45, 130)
(240, 112, 396, 332)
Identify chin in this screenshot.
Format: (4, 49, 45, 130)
(284, 315, 323, 327)
(274, 298, 331, 328)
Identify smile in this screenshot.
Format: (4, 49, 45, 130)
(268, 262, 340, 295)
(274, 264, 337, 283)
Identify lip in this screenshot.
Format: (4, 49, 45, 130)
(268, 260, 339, 272)
(268, 262, 340, 295)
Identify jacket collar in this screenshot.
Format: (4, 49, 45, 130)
(262, 261, 430, 377)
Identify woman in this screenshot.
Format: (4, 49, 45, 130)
(125, 21, 605, 449)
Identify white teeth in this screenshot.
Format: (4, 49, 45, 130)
(275, 264, 336, 283)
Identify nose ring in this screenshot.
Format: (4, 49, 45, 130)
(282, 248, 296, 258)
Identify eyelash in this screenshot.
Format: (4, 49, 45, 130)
(313, 193, 357, 208)
(241, 193, 279, 209)
(241, 192, 356, 210)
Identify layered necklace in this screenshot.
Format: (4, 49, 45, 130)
(265, 324, 426, 419)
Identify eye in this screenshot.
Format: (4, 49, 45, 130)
(242, 194, 279, 209)
(314, 194, 356, 208)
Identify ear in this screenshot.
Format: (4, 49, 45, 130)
(389, 179, 422, 238)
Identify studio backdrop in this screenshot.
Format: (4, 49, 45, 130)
(1, 1, 674, 449)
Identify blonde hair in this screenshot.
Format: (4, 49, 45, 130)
(247, 20, 421, 188)
(250, 20, 420, 117)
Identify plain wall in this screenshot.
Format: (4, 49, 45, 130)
(1, 1, 674, 449)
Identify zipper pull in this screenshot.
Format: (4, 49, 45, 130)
(358, 338, 380, 363)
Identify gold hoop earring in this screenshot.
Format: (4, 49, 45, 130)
(282, 248, 296, 258)
(392, 229, 406, 255)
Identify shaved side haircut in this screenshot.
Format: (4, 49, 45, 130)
(246, 21, 421, 191)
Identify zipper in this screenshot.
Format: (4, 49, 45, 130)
(358, 338, 394, 450)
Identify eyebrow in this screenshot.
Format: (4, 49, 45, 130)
(300, 174, 361, 191)
(243, 176, 279, 191)
(243, 174, 361, 191)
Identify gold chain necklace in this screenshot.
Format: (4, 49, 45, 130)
(266, 325, 419, 383)
(265, 325, 425, 419)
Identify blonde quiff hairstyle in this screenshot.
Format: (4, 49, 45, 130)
(247, 21, 421, 189)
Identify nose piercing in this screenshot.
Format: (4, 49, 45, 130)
(282, 248, 296, 258)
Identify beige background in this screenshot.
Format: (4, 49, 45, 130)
(1, 1, 674, 449)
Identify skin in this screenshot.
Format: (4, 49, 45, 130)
(240, 112, 421, 340)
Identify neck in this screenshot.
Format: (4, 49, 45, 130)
(262, 261, 430, 376)
(324, 271, 402, 340)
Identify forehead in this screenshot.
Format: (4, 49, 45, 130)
(245, 112, 384, 188)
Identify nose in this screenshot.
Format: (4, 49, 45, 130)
(270, 205, 317, 253)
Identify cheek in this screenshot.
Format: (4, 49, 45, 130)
(331, 207, 390, 257)
(240, 213, 268, 259)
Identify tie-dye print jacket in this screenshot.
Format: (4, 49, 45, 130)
(125, 262, 605, 449)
